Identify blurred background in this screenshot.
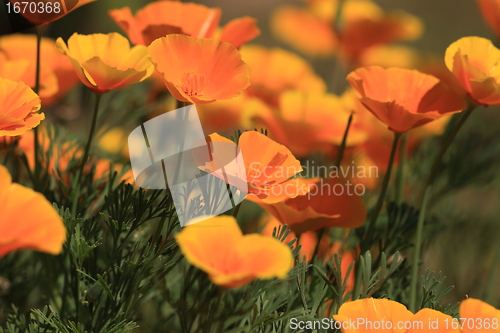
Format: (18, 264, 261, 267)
(3, 0, 500, 308)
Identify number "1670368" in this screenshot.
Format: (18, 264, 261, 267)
(5, 1, 62, 14)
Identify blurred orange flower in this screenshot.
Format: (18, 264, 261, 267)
(244, 90, 367, 157)
(200, 131, 310, 203)
(148, 34, 250, 104)
(18, 129, 80, 174)
(445, 36, 500, 106)
(0, 52, 58, 101)
(459, 298, 500, 333)
(0, 77, 43, 137)
(176, 215, 293, 288)
(56, 33, 154, 93)
(347, 66, 466, 132)
(271, 0, 422, 60)
(0, 34, 80, 105)
(271, 6, 337, 57)
(476, 0, 500, 38)
(240, 45, 326, 105)
(248, 177, 366, 234)
(196, 94, 252, 134)
(109, 1, 259, 47)
(338, 0, 423, 62)
(0, 165, 66, 257)
(12, 0, 95, 26)
(358, 45, 420, 69)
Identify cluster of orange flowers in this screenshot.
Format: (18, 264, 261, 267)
(334, 298, 500, 333)
(2, 0, 500, 297)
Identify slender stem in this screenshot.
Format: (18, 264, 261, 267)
(395, 133, 407, 205)
(408, 185, 431, 312)
(33, 25, 43, 190)
(172, 102, 190, 187)
(484, 241, 500, 304)
(71, 92, 103, 215)
(408, 104, 476, 312)
(352, 131, 401, 299)
(232, 202, 242, 219)
(335, 112, 353, 169)
(310, 227, 326, 264)
(364, 131, 402, 239)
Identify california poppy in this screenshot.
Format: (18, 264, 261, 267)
(240, 45, 325, 105)
(248, 177, 366, 234)
(0, 165, 66, 257)
(56, 33, 154, 93)
(459, 298, 500, 333)
(271, 0, 422, 60)
(0, 34, 79, 105)
(0, 51, 58, 102)
(148, 34, 250, 104)
(109, 1, 259, 48)
(0, 77, 43, 137)
(244, 90, 367, 157)
(198, 131, 310, 203)
(445, 36, 500, 106)
(334, 298, 414, 333)
(176, 215, 293, 288)
(335, 298, 461, 333)
(271, 6, 337, 57)
(347, 66, 466, 133)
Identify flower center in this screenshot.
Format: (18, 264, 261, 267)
(180, 72, 206, 97)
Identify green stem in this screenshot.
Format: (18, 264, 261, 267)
(33, 25, 43, 190)
(71, 92, 103, 215)
(408, 104, 476, 312)
(364, 131, 402, 239)
(484, 241, 500, 304)
(352, 131, 401, 299)
(395, 133, 407, 205)
(310, 227, 326, 264)
(335, 112, 353, 169)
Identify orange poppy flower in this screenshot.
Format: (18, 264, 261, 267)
(198, 131, 310, 203)
(148, 34, 250, 104)
(338, 0, 423, 62)
(175, 215, 293, 288)
(17, 129, 80, 174)
(0, 34, 80, 105)
(13, 0, 95, 26)
(358, 45, 420, 69)
(196, 94, 252, 134)
(445, 36, 500, 106)
(270, 0, 422, 60)
(248, 177, 366, 234)
(0, 52, 58, 101)
(459, 298, 500, 333)
(0, 77, 43, 137)
(334, 298, 414, 333)
(476, 0, 500, 38)
(56, 33, 154, 93)
(347, 66, 466, 133)
(335, 298, 461, 333)
(0, 165, 66, 257)
(243, 90, 367, 157)
(240, 45, 326, 105)
(109, 1, 259, 48)
(271, 6, 337, 57)
(407, 308, 460, 333)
